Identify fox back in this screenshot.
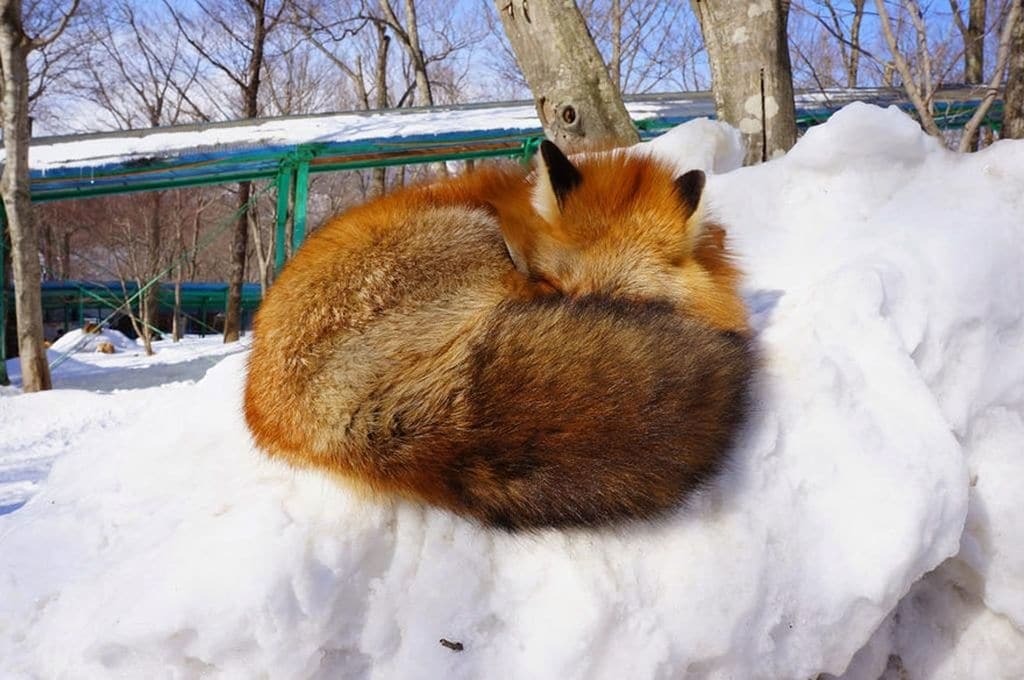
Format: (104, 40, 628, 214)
(244, 141, 754, 529)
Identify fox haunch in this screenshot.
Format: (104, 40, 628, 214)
(244, 140, 754, 529)
(450, 297, 753, 529)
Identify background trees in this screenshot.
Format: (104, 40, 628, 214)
(3, 0, 1021, 371)
(0, 0, 78, 391)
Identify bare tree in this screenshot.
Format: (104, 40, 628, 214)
(289, 0, 390, 195)
(69, 1, 206, 353)
(792, 0, 869, 88)
(495, 0, 639, 152)
(0, 0, 78, 391)
(579, 0, 701, 94)
(951, 0, 989, 147)
(950, 0, 988, 84)
(691, 0, 798, 164)
(958, 0, 1021, 149)
(875, 0, 950, 137)
(875, 0, 1018, 146)
(262, 27, 340, 115)
(1006, 0, 1024, 138)
(374, 0, 433, 106)
(76, 2, 205, 130)
(167, 0, 286, 343)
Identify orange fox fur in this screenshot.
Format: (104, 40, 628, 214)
(244, 142, 753, 529)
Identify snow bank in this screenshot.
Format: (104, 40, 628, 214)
(2, 104, 1023, 678)
(0, 336, 251, 515)
(49, 327, 137, 354)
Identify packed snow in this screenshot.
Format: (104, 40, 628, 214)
(2, 104, 1023, 679)
(29, 98, 706, 171)
(0, 335, 250, 514)
(49, 327, 138, 354)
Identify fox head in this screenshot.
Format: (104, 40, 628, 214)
(502, 140, 748, 333)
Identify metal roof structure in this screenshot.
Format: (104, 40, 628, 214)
(22, 87, 999, 203)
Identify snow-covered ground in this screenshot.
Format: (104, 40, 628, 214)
(2, 104, 1023, 678)
(0, 335, 250, 515)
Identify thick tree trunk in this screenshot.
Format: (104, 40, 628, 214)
(0, 0, 51, 391)
(1003, 1, 1024, 139)
(691, 0, 798, 164)
(496, 0, 640, 152)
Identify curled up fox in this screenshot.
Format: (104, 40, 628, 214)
(244, 140, 754, 530)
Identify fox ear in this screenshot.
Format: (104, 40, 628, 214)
(674, 169, 705, 218)
(532, 140, 582, 223)
(501, 221, 533, 275)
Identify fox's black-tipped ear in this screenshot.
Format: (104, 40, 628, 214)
(532, 140, 582, 223)
(674, 169, 706, 217)
(539, 140, 582, 206)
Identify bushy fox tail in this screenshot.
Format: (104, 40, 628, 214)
(438, 296, 755, 530)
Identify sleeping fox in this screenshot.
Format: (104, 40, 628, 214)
(244, 141, 754, 529)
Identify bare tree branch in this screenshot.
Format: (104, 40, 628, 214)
(27, 0, 79, 49)
(874, 0, 943, 135)
(959, 0, 1021, 150)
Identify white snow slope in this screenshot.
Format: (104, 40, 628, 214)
(1, 104, 1022, 679)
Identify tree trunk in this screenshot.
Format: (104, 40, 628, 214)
(610, 0, 622, 89)
(248, 207, 271, 297)
(41, 222, 53, 279)
(848, 0, 866, 87)
(172, 276, 183, 341)
(402, 0, 432, 106)
(496, 0, 640, 152)
(966, 0, 987, 84)
(0, 0, 51, 391)
(139, 192, 162, 355)
(691, 0, 798, 164)
(172, 210, 183, 342)
(223, 181, 251, 342)
(60, 229, 71, 279)
(224, 4, 268, 344)
(1005, 1, 1024, 139)
(372, 22, 390, 197)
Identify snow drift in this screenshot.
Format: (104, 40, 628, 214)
(1, 104, 1023, 678)
(49, 327, 138, 354)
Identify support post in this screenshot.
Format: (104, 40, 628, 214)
(273, 164, 292, 273)
(292, 159, 310, 253)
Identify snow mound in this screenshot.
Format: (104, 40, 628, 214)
(642, 116, 745, 175)
(49, 327, 138, 354)
(2, 105, 1023, 678)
